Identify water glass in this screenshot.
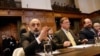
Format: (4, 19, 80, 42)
(44, 40, 53, 56)
(95, 37, 100, 46)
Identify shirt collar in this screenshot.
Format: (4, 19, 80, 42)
(61, 28, 69, 33)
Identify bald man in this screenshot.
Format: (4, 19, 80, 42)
(79, 18, 95, 44)
(20, 18, 56, 56)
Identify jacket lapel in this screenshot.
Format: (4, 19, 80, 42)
(60, 29, 69, 41)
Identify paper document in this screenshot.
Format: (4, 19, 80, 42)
(36, 50, 60, 56)
(68, 44, 93, 48)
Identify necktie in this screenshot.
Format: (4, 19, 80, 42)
(66, 31, 76, 46)
(49, 35, 53, 40)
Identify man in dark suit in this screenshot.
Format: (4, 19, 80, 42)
(2, 34, 16, 56)
(79, 18, 95, 44)
(20, 18, 56, 56)
(53, 17, 80, 49)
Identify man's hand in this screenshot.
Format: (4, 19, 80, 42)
(99, 37, 100, 39)
(81, 39, 88, 43)
(63, 41, 71, 47)
(38, 26, 50, 41)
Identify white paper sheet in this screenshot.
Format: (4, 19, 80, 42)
(68, 44, 93, 48)
(36, 50, 60, 56)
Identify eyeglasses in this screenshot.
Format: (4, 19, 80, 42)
(94, 26, 100, 27)
(31, 23, 40, 27)
(63, 22, 70, 24)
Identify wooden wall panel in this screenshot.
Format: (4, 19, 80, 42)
(0, 23, 18, 39)
(54, 13, 62, 17)
(22, 11, 48, 27)
(9, 10, 23, 16)
(44, 12, 56, 31)
(0, 10, 8, 16)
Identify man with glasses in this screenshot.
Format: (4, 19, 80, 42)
(53, 17, 80, 49)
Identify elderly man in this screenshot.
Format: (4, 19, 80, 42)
(53, 17, 80, 49)
(93, 22, 100, 37)
(20, 18, 56, 56)
(79, 18, 95, 44)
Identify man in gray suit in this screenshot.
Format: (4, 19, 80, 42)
(53, 17, 80, 49)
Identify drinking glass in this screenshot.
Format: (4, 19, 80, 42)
(94, 37, 100, 46)
(44, 40, 53, 56)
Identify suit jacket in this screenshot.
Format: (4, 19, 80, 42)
(53, 29, 80, 49)
(20, 31, 56, 56)
(79, 27, 95, 44)
(20, 31, 44, 56)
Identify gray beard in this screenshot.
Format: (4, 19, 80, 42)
(30, 30, 39, 35)
(34, 31, 40, 35)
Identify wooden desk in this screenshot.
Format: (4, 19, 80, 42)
(54, 46, 100, 56)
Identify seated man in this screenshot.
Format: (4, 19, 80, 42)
(53, 17, 80, 49)
(79, 18, 95, 44)
(20, 18, 56, 56)
(93, 22, 100, 37)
